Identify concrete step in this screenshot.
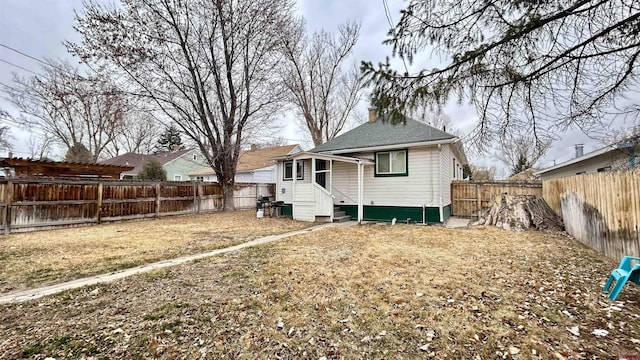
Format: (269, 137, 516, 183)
(333, 215, 352, 222)
(334, 210, 346, 217)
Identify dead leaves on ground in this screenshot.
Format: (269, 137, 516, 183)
(0, 225, 639, 359)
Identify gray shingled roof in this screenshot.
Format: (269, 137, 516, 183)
(310, 117, 456, 153)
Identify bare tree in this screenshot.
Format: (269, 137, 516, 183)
(0, 126, 12, 152)
(105, 110, 161, 157)
(281, 21, 363, 146)
(470, 165, 497, 181)
(70, 0, 293, 210)
(496, 136, 552, 176)
(27, 133, 55, 160)
(363, 0, 640, 150)
(0, 110, 13, 151)
(2, 61, 126, 162)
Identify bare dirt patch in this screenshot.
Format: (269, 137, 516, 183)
(0, 224, 638, 359)
(0, 210, 311, 293)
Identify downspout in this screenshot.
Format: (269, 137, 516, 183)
(438, 144, 444, 223)
(357, 159, 363, 224)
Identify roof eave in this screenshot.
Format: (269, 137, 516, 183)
(534, 145, 617, 175)
(316, 138, 458, 155)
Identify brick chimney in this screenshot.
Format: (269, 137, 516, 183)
(250, 144, 257, 151)
(574, 144, 584, 158)
(171, 144, 180, 152)
(368, 107, 377, 123)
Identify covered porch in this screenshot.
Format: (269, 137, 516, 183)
(279, 152, 373, 223)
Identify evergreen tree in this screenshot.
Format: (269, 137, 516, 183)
(64, 143, 93, 163)
(138, 159, 167, 181)
(156, 125, 183, 152)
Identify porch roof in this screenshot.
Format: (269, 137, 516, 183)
(270, 151, 374, 165)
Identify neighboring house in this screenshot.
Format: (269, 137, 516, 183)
(272, 111, 468, 223)
(188, 144, 302, 183)
(160, 149, 209, 181)
(100, 149, 209, 180)
(0, 157, 133, 178)
(535, 142, 640, 180)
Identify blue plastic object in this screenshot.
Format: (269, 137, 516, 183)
(603, 256, 640, 301)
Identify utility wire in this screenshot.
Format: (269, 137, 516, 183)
(0, 42, 85, 79)
(382, 0, 410, 74)
(0, 58, 42, 76)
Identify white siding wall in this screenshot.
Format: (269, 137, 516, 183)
(331, 146, 442, 207)
(539, 151, 629, 180)
(275, 159, 311, 203)
(440, 144, 453, 207)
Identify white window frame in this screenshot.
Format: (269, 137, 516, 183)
(283, 161, 304, 180)
(174, 175, 182, 181)
(375, 150, 407, 176)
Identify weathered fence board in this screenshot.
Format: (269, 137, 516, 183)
(451, 180, 543, 217)
(0, 179, 273, 234)
(543, 169, 640, 259)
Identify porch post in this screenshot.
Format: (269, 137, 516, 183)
(311, 156, 316, 185)
(329, 160, 332, 193)
(357, 161, 363, 223)
(292, 158, 297, 204)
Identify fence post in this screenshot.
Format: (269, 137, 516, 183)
(4, 180, 12, 235)
(197, 183, 203, 214)
(193, 182, 197, 214)
(96, 182, 103, 224)
(476, 184, 481, 218)
(156, 183, 161, 217)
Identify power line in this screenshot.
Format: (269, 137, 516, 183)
(0, 43, 56, 69)
(0, 58, 41, 76)
(0, 42, 85, 79)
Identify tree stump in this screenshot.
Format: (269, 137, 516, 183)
(473, 193, 564, 231)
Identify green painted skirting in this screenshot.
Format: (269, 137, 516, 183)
(337, 205, 442, 224)
(442, 204, 452, 221)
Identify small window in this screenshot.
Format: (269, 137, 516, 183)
(195, 176, 204, 182)
(452, 159, 456, 179)
(283, 161, 304, 180)
(597, 166, 611, 172)
(174, 175, 182, 181)
(193, 154, 197, 161)
(375, 150, 407, 176)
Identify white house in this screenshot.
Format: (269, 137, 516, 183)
(535, 142, 639, 180)
(273, 111, 467, 223)
(188, 144, 302, 183)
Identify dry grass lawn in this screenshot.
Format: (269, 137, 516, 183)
(0, 210, 311, 293)
(1, 224, 639, 359)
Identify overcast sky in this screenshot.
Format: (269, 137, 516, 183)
(0, 0, 632, 177)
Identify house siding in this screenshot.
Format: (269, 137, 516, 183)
(538, 150, 631, 180)
(163, 150, 209, 181)
(235, 166, 275, 184)
(331, 146, 441, 208)
(275, 159, 312, 204)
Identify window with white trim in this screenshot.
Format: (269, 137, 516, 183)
(283, 161, 304, 180)
(174, 175, 182, 181)
(375, 150, 407, 176)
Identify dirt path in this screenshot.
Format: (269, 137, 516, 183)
(0, 221, 357, 304)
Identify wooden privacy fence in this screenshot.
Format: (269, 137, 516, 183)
(451, 180, 543, 217)
(543, 170, 640, 259)
(0, 178, 274, 234)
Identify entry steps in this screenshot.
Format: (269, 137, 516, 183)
(333, 206, 352, 222)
